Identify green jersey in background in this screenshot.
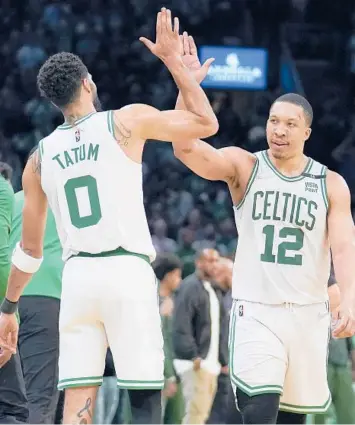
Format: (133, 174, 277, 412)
(0, 176, 14, 301)
(9, 191, 63, 299)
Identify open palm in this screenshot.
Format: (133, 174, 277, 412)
(180, 32, 214, 83)
(140, 8, 180, 62)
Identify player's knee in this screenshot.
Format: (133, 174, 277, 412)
(236, 387, 279, 424)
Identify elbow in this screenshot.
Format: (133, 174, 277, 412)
(203, 117, 219, 137)
(193, 116, 219, 139)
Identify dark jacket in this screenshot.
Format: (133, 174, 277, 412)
(172, 273, 228, 367)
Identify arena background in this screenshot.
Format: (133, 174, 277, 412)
(1, 0, 355, 424)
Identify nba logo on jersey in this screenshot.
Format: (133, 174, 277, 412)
(75, 129, 80, 143)
(239, 305, 244, 317)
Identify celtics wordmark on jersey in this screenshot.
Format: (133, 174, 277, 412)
(233, 150, 330, 304)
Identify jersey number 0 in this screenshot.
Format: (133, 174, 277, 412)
(64, 175, 102, 229)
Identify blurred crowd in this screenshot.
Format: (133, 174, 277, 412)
(1, 0, 355, 423)
(1, 0, 355, 265)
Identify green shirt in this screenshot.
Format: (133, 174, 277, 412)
(0, 177, 14, 300)
(159, 292, 175, 380)
(9, 191, 63, 299)
(328, 337, 354, 367)
(177, 246, 196, 279)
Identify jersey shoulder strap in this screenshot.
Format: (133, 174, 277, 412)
(302, 159, 329, 209)
(301, 158, 326, 179)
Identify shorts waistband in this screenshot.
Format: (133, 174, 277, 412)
(234, 299, 329, 311)
(67, 246, 150, 264)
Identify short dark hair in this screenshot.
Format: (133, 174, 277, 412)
(272, 93, 313, 126)
(153, 254, 182, 281)
(0, 162, 13, 181)
(37, 52, 88, 109)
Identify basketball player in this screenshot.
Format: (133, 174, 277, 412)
(0, 164, 28, 424)
(172, 33, 355, 424)
(0, 9, 218, 425)
(10, 168, 63, 424)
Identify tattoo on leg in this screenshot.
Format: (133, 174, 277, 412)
(76, 397, 92, 423)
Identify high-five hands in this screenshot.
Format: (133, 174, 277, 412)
(139, 7, 180, 63)
(140, 7, 214, 83)
(180, 31, 214, 83)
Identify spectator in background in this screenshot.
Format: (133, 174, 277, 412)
(177, 228, 196, 278)
(173, 249, 228, 424)
(313, 270, 355, 424)
(93, 350, 121, 425)
(0, 162, 13, 183)
(0, 162, 28, 424)
(208, 257, 241, 425)
(9, 148, 63, 424)
(152, 218, 178, 254)
(154, 253, 185, 424)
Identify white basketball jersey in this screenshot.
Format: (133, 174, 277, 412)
(233, 150, 330, 304)
(40, 111, 156, 262)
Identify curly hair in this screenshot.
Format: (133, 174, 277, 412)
(272, 93, 313, 126)
(152, 254, 182, 281)
(37, 52, 88, 109)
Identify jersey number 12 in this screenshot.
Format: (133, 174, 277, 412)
(261, 224, 304, 266)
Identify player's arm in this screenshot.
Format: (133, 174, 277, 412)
(172, 92, 255, 183)
(327, 171, 355, 336)
(129, 8, 218, 143)
(176, 140, 255, 183)
(169, 31, 254, 183)
(328, 283, 341, 313)
(4, 151, 47, 303)
(114, 103, 218, 146)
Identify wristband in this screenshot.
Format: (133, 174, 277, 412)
(0, 298, 18, 314)
(12, 242, 43, 274)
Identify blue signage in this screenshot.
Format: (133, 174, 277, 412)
(199, 46, 268, 90)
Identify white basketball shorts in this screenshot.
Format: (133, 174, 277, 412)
(58, 253, 164, 391)
(229, 300, 331, 414)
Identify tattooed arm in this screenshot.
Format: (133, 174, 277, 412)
(112, 102, 218, 147)
(5, 150, 47, 303)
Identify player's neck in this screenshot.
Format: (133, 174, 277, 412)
(159, 283, 171, 298)
(63, 103, 96, 126)
(268, 151, 308, 177)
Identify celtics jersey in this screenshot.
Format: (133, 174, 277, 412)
(10, 191, 63, 299)
(233, 150, 330, 305)
(0, 176, 14, 300)
(40, 111, 156, 262)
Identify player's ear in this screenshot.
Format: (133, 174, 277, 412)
(304, 127, 311, 141)
(82, 78, 92, 94)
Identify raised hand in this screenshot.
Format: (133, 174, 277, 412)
(139, 8, 180, 63)
(180, 32, 214, 83)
